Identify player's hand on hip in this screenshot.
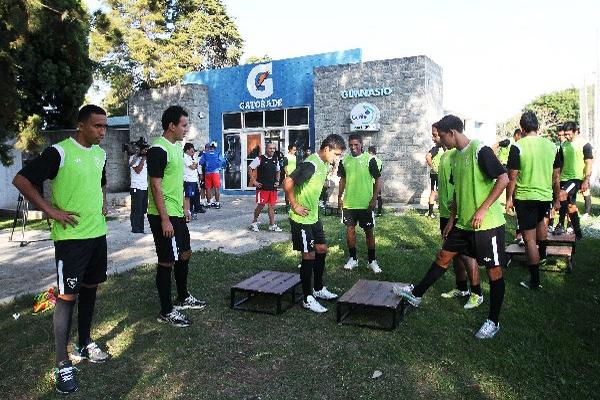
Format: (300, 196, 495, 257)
(161, 219, 174, 238)
(48, 208, 79, 229)
(559, 190, 568, 202)
(254, 181, 263, 188)
(292, 203, 309, 217)
(471, 207, 487, 230)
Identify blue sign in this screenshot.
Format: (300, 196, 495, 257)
(182, 49, 362, 148)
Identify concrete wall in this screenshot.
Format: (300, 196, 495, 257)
(129, 84, 209, 147)
(313, 56, 443, 203)
(0, 149, 23, 210)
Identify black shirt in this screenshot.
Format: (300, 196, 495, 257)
(450, 145, 507, 184)
(18, 146, 107, 188)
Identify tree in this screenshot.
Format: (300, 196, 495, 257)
(0, 0, 93, 165)
(497, 88, 579, 141)
(91, 0, 244, 115)
(244, 54, 271, 64)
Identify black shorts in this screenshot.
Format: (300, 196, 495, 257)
(430, 174, 439, 191)
(560, 179, 582, 204)
(342, 208, 375, 229)
(148, 214, 191, 263)
(440, 217, 449, 234)
(443, 226, 506, 268)
(290, 219, 326, 253)
(54, 236, 107, 295)
(514, 199, 551, 230)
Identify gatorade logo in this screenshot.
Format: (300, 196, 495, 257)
(247, 63, 273, 99)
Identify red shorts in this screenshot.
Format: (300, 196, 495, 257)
(205, 172, 221, 190)
(256, 190, 277, 206)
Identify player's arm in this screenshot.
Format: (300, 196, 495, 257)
(552, 148, 563, 209)
(472, 146, 509, 229)
(284, 162, 315, 217)
(442, 191, 457, 239)
(13, 147, 81, 229)
(425, 152, 433, 168)
(274, 161, 280, 187)
(248, 157, 261, 188)
(132, 156, 145, 174)
(369, 157, 382, 210)
(101, 164, 108, 216)
(581, 144, 593, 192)
(505, 145, 520, 212)
(337, 160, 346, 209)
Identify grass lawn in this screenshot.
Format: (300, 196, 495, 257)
(0, 209, 599, 399)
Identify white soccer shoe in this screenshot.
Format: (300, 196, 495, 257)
(367, 260, 382, 274)
(250, 222, 259, 232)
(343, 257, 359, 270)
(268, 224, 283, 232)
(302, 295, 328, 313)
(313, 287, 338, 300)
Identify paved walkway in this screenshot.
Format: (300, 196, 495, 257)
(0, 195, 288, 304)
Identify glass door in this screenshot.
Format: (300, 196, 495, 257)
(244, 131, 263, 189)
(223, 133, 241, 189)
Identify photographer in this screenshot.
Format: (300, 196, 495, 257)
(128, 137, 148, 233)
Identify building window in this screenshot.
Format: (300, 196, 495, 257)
(265, 109, 284, 127)
(244, 111, 263, 128)
(223, 113, 241, 130)
(287, 107, 308, 126)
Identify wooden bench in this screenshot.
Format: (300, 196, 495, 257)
(336, 280, 409, 330)
(547, 232, 577, 254)
(230, 271, 301, 314)
(505, 244, 573, 273)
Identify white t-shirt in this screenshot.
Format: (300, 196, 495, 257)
(129, 155, 148, 190)
(183, 154, 199, 182)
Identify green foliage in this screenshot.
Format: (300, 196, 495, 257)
(15, 114, 45, 155)
(0, 0, 93, 165)
(91, 0, 244, 114)
(244, 54, 272, 64)
(497, 88, 579, 141)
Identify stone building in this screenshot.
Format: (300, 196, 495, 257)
(129, 49, 443, 203)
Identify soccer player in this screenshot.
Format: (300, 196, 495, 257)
(147, 105, 206, 328)
(249, 142, 282, 232)
(495, 129, 522, 168)
(394, 115, 509, 339)
(368, 146, 384, 216)
(13, 105, 111, 394)
(505, 111, 562, 289)
(283, 134, 346, 313)
(338, 133, 383, 273)
(433, 123, 483, 309)
(554, 122, 594, 238)
(199, 141, 226, 209)
(425, 124, 444, 218)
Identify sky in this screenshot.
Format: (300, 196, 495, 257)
(86, 0, 600, 123)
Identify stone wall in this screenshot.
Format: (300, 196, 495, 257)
(313, 56, 443, 203)
(129, 84, 209, 147)
(0, 148, 22, 210)
(42, 128, 131, 193)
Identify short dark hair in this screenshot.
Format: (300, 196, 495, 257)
(348, 133, 363, 143)
(563, 121, 578, 132)
(183, 143, 195, 152)
(288, 144, 296, 151)
(514, 128, 522, 135)
(161, 105, 188, 130)
(519, 112, 538, 133)
(368, 146, 377, 154)
(432, 122, 439, 130)
(556, 124, 564, 132)
(436, 115, 463, 134)
(320, 134, 346, 151)
(78, 104, 106, 123)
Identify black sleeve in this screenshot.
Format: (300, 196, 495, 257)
(477, 146, 507, 179)
(506, 145, 520, 170)
(289, 162, 316, 186)
(101, 165, 107, 186)
(369, 158, 381, 178)
(337, 160, 346, 178)
(428, 146, 440, 157)
(553, 149, 563, 169)
(583, 143, 593, 160)
(17, 146, 61, 188)
(147, 147, 168, 178)
(498, 139, 511, 147)
(282, 158, 289, 167)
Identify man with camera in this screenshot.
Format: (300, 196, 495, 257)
(128, 137, 149, 233)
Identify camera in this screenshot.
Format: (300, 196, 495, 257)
(123, 136, 149, 156)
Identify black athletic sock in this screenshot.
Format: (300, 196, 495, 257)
(412, 263, 446, 297)
(584, 195, 592, 215)
(77, 286, 97, 348)
(300, 258, 315, 301)
(313, 253, 326, 291)
(174, 259, 189, 302)
(349, 247, 357, 260)
(471, 284, 482, 296)
(456, 280, 468, 292)
(558, 202, 568, 227)
(367, 248, 376, 263)
(569, 212, 582, 236)
(428, 203, 434, 214)
(54, 298, 75, 365)
(488, 278, 505, 324)
(528, 264, 540, 288)
(537, 240, 548, 260)
(156, 265, 172, 315)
